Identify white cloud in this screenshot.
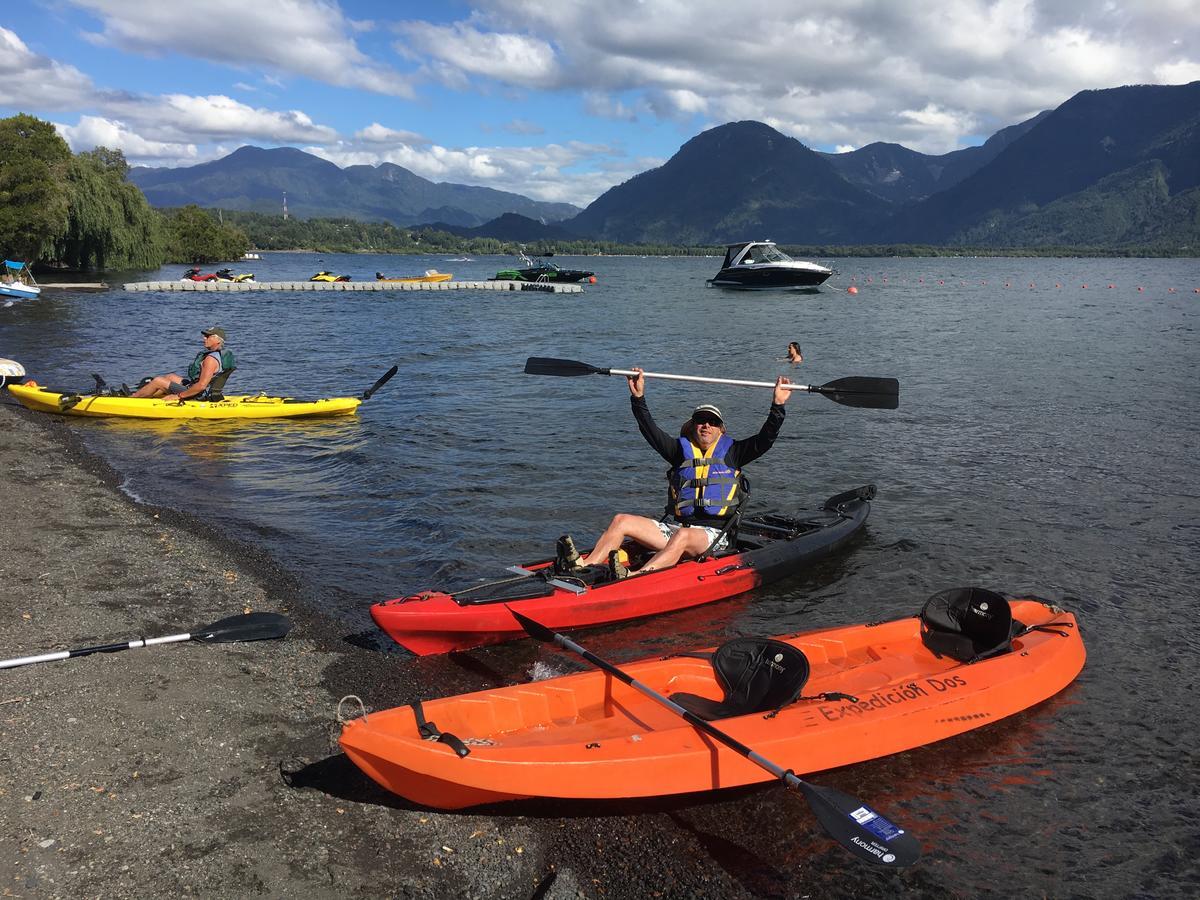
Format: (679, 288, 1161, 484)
(56, 116, 199, 162)
(355, 122, 430, 145)
(0, 27, 97, 110)
(399, 0, 1200, 152)
(101, 94, 338, 144)
(395, 20, 560, 89)
(66, 0, 415, 97)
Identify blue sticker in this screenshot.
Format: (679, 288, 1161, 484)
(849, 805, 905, 842)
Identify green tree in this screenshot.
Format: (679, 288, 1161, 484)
(0, 114, 71, 262)
(165, 205, 248, 263)
(54, 148, 167, 270)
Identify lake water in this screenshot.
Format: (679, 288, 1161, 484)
(3, 252, 1199, 896)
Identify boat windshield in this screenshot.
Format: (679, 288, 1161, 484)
(756, 244, 793, 263)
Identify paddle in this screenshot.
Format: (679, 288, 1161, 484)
(523, 357, 899, 410)
(0, 612, 292, 670)
(509, 608, 921, 868)
(362, 365, 398, 400)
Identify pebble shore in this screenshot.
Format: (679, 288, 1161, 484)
(0, 402, 842, 899)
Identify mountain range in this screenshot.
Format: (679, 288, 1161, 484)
(129, 81, 1200, 249)
(130, 146, 579, 228)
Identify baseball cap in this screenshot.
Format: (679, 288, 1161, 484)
(201, 326, 226, 339)
(691, 404, 724, 424)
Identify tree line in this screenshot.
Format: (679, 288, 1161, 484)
(0, 114, 248, 270)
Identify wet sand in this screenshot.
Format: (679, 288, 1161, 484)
(0, 403, 845, 899)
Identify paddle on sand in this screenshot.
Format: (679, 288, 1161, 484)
(524, 357, 899, 410)
(0, 612, 293, 670)
(509, 608, 921, 868)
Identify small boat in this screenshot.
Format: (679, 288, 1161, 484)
(371, 486, 873, 655)
(310, 271, 351, 282)
(0, 260, 41, 300)
(242, 252, 262, 260)
(491, 250, 594, 284)
(708, 241, 833, 290)
(375, 270, 453, 283)
(340, 592, 1085, 809)
(6, 382, 362, 420)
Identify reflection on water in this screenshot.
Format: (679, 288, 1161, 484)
(4, 252, 1200, 895)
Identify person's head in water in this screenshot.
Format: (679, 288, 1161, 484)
(688, 404, 726, 450)
(786, 341, 803, 364)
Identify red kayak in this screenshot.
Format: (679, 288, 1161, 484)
(371, 485, 874, 655)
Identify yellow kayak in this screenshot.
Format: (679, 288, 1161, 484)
(6, 383, 361, 420)
(375, 270, 452, 283)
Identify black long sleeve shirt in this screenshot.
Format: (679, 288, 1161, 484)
(631, 394, 786, 523)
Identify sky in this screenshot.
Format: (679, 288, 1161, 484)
(3, 0, 1199, 209)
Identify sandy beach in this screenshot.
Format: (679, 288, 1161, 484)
(0, 402, 806, 900)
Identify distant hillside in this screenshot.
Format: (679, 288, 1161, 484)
(879, 82, 1200, 245)
(130, 146, 579, 227)
(415, 212, 579, 241)
(820, 112, 1049, 204)
(567, 121, 891, 244)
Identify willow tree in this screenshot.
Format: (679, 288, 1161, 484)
(0, 114, 71, 262)
(54, 147, 168, 270)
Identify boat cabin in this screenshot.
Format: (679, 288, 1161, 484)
(721, 241, 796, 268)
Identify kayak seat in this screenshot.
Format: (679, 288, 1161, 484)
(205, 366, 236, 401)
(919, 587, 1021, 663)
(670, 637, 810, 721)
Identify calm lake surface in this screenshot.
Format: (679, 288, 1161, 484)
(3, 252, 1198, 896)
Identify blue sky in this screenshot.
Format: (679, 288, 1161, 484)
(3, 1, 1198, 208)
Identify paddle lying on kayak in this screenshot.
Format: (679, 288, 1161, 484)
(0, 612, 292, 670)
(510, 608, 921, 868)
(524, 357, 899, 410)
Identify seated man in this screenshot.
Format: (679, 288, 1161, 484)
(131, 326, 235, 403)
(560, 367, 792, 577)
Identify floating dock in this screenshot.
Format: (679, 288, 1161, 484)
(122, 280, 583, 294)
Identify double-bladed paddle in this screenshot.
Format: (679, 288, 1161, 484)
(0, 612, 293, 670)
(523, 357, 899, 410)
(509, 608, 921, 868)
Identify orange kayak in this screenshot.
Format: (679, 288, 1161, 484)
(340, 596, 1085, 809)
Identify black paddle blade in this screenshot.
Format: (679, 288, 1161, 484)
(812, 377, 899, 410)
(507, 607, 556, 643)
(523, 357, 607, 377)
(363, 365, 398, 400)
(797, 782, 921, 867)
(191, 612, 293, 643)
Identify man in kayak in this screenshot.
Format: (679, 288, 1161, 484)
(560, 367, 791, 577)
(131, 326, 234, 403)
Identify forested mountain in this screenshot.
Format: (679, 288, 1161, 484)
(567, 121, 891, 244)
(818, 112, 1050, 204)
(879, 82, 1200, 246)
(129, 147, 579, 227)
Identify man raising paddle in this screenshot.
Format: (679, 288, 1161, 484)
(558, 367, 791, 578)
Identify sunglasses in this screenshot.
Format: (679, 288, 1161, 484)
(693, 415, 722, 426)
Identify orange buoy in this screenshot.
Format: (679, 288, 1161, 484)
(588, 275, 596, 284)
(1138, 286, 1144, 292)
(847, 285, 858, 294)
(1108, 284, 1115, 289)
(1082, 284, 1088, 289)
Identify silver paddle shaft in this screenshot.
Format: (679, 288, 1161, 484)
(608, 368, 811, 391)
(0, 633, 191, 669)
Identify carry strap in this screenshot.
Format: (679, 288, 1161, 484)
(410, 700, 470, 758)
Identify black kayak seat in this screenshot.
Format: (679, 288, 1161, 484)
(205, 366, 236, 401)
(670, 637, 811, 721)
(919, 587, 1021, 663)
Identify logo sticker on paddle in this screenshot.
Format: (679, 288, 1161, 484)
(849, 805, 906, 842)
